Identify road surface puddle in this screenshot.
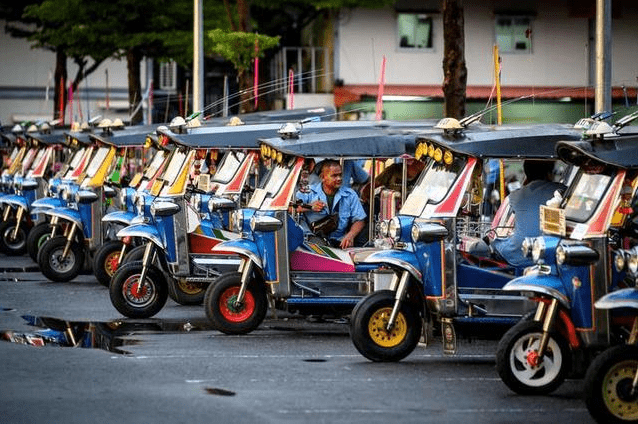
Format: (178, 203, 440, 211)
(1, 315, 214, 354)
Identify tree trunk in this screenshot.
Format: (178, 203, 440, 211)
(442, 0, 467, 119)
(53, 48, 67, 122)
(127, 48, 143, 125)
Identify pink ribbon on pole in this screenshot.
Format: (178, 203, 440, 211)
(375, 56, 386, 121)
(288, 69, 294, 110)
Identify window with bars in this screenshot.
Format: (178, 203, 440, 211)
(397, 13, 434, 50)
(495, 15, 533, 53)
(159, 61, 177, 91)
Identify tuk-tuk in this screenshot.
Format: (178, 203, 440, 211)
(36, 121, 151, 282)
(0, 127, 68, 255)
(108, 119, 432, 319)
(495, 114, 638, 395)
(26, 126, 100, 262)
(584, 286, 638, 423)
(347, 120, 587, 362)
(202, 126, 429, 334)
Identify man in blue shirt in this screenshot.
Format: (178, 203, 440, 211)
(491, 160, 565, 267)
(297, 159, 367, 248)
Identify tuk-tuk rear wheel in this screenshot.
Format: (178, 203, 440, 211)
(168, 279, 206, 305)
(203, 272, 267, 335)
(93, 240, 125, 287)
(350, 290, 422, 362)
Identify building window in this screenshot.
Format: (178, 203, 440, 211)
(159, 60, 177, 91)
(397, 13, 433, 50)
(495, 16, 532, 53)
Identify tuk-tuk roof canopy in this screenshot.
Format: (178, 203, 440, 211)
(204, 106, 337, 125)
(556, 133, 638, 169)
(417, 123, 585, 159)
(89, 124, 159, 147)
(261, 127, 424, 158)
(27, 129, 69, 145)
(163, 120, 435, 151)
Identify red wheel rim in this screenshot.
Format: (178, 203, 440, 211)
(218, 286, 256, 323)
(105, 252, 120, 276)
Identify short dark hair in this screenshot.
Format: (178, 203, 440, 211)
(524, 160, 555, 182)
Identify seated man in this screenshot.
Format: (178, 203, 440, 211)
(296, 159, 367, 249)
(491, 160, 565, 267)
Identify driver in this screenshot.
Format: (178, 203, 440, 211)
(296, 159, 367, 249)
(491, 160, 565, 267)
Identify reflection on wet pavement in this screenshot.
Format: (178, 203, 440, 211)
(1, 315, 214, 354)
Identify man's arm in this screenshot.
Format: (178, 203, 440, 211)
(340, 219, 365, 249)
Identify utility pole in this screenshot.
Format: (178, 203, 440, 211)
(595, 0, 612, 114)
(193, 0, 204, 116)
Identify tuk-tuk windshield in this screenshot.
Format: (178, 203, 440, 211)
(160, 150, 187, 184)
(143, 150, 166, 178)
(562, 171, 612, 223)
(84, 147, 111, 177)
(62, 147, 88, 178)
(212, 151, 246, 184)
(247, 160, 295, 209)
(401, 156, 467, 217)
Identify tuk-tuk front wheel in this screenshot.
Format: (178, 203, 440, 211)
(109, 261, 168, 318)
(27, 222, 56, 262)
(496, 319, 571, 395)
(203, 272, 268, 335)
(584, 344, 638, 424)
(37, 236, 85, 282)
(93, 240, 126, 287)
(350, 290, 422, 362)
(0, 219, 28, 256)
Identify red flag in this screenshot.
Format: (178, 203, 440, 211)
(375, 56, 386, 121)
(288, 69, 294, 110)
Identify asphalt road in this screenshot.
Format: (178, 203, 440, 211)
(0, 255, 595, 424)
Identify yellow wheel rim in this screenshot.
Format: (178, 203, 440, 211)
(368, 307, 408, 348)
(177, 280, 205, 295)
(602, 360, 638, 421)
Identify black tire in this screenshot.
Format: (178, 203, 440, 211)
(93, 240, 126, 287)
(109, 261, 168, 318)
(122, 244, 146, 264)
(0, 219, 28, 256)
(584, 344, 638, 424)
(37, 235, 85, 282)
(168, 278, 206, 305)
(496, 318, 572, 395)
(27, 222, 55, 262)
(350, 290, 422, 362)
(203, 272, 268, 335)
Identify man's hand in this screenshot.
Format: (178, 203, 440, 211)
(310, 200, 325, 212)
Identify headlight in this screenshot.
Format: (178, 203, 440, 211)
(531, 237, 546, 263)
(75, 190, 99, 203)
(150, 200, 180, 217)
(410, 221, 448, 243)
(388, 217, 401, 241)
(62, 188, 70, 202)
(556, 245, 566, 265)
(614, 250, 627, 272)
(379, 220, 390, 238)
(230, 209, 244, 233)
(628, 249, 638, 275)
(208, 196, 236, 212)
(250, 215, 282, 232)
(521, 237, 534, 258)
(119, 189, 127, 207)
(556, 242, 599, 267)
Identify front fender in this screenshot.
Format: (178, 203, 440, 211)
(44, 207, 83, 228)
(103, 210, 137, 226)
(503, 274, 571, 309)
(2, 194, 28, 209)
(363, 249, 422, 281)
(595, 287, 638, 311)
(32, 197, 63, 209)
(116, 223, 164, 249)
(212, 238, 262, 269)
